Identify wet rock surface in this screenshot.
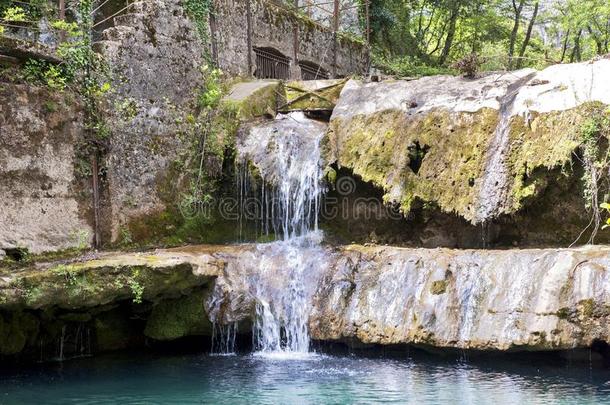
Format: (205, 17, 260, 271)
(2, 243, 610, 357)
(310, 244, 610, 351)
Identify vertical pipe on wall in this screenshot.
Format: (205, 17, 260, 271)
(58, 0, 66, 41)
(246, 0, 253, 76)
(292, 0, 299, 79)
(91, 154, 101, 249)
(331, 0, 340, 77)
(209, 4, 219, 66)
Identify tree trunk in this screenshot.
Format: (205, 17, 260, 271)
(508, 0, 526, 68)
(587, 26, 603, 55)
(570, 29, 583, 63)
(516, 1, 539, 68)
(560, 29, 570, 63)
(438, 0, 461, 66)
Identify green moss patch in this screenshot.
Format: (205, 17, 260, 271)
(144, 290, 212, 340)
(327, 108, 497, 220)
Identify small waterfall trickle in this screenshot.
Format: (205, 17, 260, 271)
(475, 72, 537, 227)
(52, 322, 92, 362)
(209, 112, 329, 357)
(211, 322, 238, 355)
(58, 325, 66, 361)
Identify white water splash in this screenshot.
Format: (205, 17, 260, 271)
(250, 235, 327, 354)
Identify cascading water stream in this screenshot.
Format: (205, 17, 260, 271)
(209, 112, 328, 356)
(475, 72, 537, 228)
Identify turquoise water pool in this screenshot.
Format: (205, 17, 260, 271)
(1, 350, 610, 404)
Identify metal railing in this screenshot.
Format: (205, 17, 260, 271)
(299, 60, 329, 79)
(0, 0, 134, 39)
(254, 47, 290, 80)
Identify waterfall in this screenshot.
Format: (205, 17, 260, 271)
(475, 72, 537, 225)
(237, 112, 326, 240)
(210, 112, 328, 357)
(250, 235, 327, 355)
(475, 106, 513, 223)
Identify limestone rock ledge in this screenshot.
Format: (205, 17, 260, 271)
(0, 247, 230, 310)
(310, 244, 610, 351)
(2, 243, 610, 356)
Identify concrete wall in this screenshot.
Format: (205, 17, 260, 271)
(213, 0, 368, 79)
(0, 85, 92, 255)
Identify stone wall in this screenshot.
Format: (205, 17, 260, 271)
(0, 85, 92, 255)
(213, 0, 368, 79)
(96, 0, 207, 241)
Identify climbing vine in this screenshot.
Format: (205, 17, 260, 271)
(574, 104, 610, 244)
(184, 0, 213, 56)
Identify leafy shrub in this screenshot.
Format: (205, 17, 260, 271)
(451, 53, 482, 79)
(2, 6, 26, 22)
(198, 65, 223, 109)
(50, 19, 79, 37)
(372, 53, 453, 78)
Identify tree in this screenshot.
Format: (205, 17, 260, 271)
(516, 0, 539, 68)
(508, 0, 526, 68)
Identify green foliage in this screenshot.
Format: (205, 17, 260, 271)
(365, 0, 610, 75)
(119, 226, 134, 248)
(51, 264, 78, 286)
(372, 53, 453, 77)
(576, 107, 610, 243)
(23, 59, 68, 90)
(184, 0, 212, 52)
(51, 19, 79, 37)
(2, 6, 26, 22)
(115, 98, 139, 120)
(70, 229, 91, 251)
(197, 66, 223, 109)
(127, 270, 144, 304)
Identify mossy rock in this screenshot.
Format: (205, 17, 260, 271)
(222, 80, 282, 120)
(4, 261, 212, 310)
(506, 103, 610, 213)
(94, 308, 135, 352)
(0, 311, 39, 355)
(281, 79, 347, 112)
(144, 290, 213, 341)
(430, 280, 447, 295)
(327, 108, 498, 221)
(328, 102, 610, 224)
